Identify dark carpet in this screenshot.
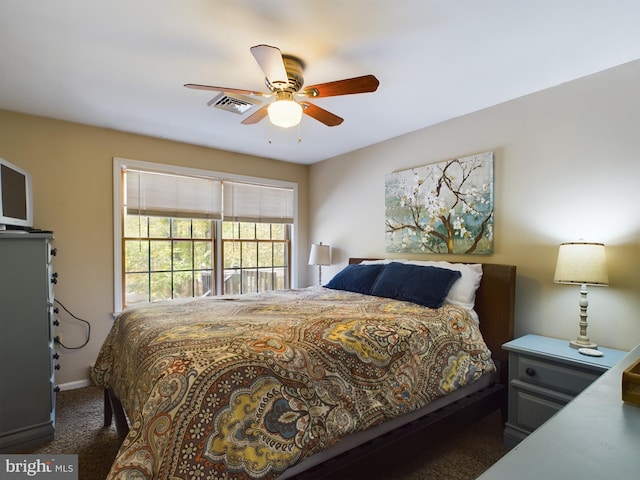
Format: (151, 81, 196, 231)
(23, 386, 509, 479)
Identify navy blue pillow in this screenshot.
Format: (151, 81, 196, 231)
(325, 263, 386, 295)
(370, 262, 461, 308)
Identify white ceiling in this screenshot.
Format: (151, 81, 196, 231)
(1, 1, 639, 165)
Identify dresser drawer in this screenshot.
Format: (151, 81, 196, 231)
(515, 355, 601, 396)
(515, 389, 564, 431)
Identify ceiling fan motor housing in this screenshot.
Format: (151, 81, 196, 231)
(266, 55, 305, 93)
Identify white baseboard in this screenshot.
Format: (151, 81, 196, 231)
(57, 379, 92, 391)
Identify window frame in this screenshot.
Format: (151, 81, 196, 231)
(221, 222, 291, 295)
(113, 157, 299, 313)
(122, 217, 217, 304)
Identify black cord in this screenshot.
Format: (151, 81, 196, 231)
(54, 298, 91, 349)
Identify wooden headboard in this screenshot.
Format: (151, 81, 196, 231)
(348, 259, 516, 379)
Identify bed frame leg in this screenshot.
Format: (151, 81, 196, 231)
(494, 360, 509, 424)
(499, 388, 508, 424)
(103, 388, 113, 426)
(104, 388, 130, 443)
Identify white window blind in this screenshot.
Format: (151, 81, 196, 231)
(223, 181, 294, 224)
(124, 169, 294, 223)
(125, 169, 223, 219)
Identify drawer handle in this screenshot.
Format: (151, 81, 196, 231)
(525, 367, 536, 377)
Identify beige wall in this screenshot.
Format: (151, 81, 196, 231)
(0, 111, 309, 387)
(2, 60, 638, 387)
(309, 60, 640, 351)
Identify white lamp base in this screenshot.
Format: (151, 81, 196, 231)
(568, 283, 598, 350)
(570, 339, 597, 350)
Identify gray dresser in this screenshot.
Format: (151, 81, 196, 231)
(0, 232, 57, 452)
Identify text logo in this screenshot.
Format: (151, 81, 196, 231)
(0, 455, 77, 479)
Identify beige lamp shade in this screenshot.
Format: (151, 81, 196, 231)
(308, 243, 331, 266)
(554, 242, 608, 286)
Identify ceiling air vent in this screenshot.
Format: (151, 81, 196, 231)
(207, 92, 261, 115)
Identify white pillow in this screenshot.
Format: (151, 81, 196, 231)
(405, 260, 483, 322)
(360, 259, 407, 265)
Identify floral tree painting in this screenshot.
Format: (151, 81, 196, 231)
(385, 151, 494, 254)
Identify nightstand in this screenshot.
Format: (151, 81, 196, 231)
(502, 334, 626, 448)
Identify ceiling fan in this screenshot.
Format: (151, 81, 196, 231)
(185, 44, 379, 128)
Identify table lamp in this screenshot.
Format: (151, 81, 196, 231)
(308, 242, 331, 285)
(553, 241, 608, 349)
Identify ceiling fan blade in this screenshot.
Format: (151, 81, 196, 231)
(241, 104, 269, 125)
(250, 44, 288, 87)
(300, 74, 379, 98)
(300, 102, 344, 127)
(184, 84, 268, 97)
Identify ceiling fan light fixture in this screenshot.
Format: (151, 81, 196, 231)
(268, 99, 303, 128)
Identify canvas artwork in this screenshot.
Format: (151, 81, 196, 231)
(385, 151, 494, 255)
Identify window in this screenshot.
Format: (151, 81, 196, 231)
(222, 222, 290, 295)
(123, 216, 215, 305)
(113, 158, 298, 312)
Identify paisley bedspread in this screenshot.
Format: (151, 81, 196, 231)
(91, 286, 495, 480)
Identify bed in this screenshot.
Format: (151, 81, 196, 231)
(92, 259, 516, 479)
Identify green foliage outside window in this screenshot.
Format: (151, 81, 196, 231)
(123, 217, 289, 306)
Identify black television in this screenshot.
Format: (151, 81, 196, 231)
(0, 157, 33, 230)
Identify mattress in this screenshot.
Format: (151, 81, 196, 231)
(92, 286, 496, 479)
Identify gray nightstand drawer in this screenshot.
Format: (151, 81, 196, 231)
(515, 389, 564, 431)
(516, 355, 600, 396)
